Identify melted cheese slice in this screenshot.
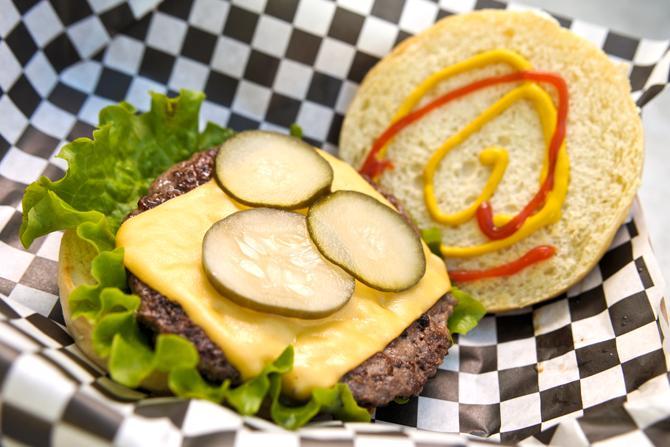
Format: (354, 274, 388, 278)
(117, 151, 450, 399)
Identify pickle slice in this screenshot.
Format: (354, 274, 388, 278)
(202, 208, 354, 319)
(215, 130, 333, 209)
(307, 191, 426, 292)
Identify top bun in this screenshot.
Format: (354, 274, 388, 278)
(339, 10, 643, 311)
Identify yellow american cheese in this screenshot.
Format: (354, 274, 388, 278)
(116, 150, 450, 399)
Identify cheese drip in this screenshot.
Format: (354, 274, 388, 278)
(116, 150, 450, 399)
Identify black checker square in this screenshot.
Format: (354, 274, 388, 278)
(459, 403, 501, 437)
(328, 7, 365, 45)
(265, 0, 299, 23)
(67, 120, 96, 142)
(62, 391, 124, 440)
(42, 163, 66, 182)
(99, 2, 135, 35)
(608, 291, 656, 336)
(227, 113, 260, 132)
(348, 51, 380, 83)
(475, 0, 506, 10)
(43, 33, 81, 72)
(20, 257, 59, 295)
(244, 50, 280, 87)
(575, 339, 620, 379)
(5, 21, 39, 66)
(122, 13, 152, 41)
(182, 432, 237, 447)
(460, 345, 497, 374)
(629, 64, 655, 91)
(644, 417, 670, 447)
(265, 93, 301, 128)
(12, 0, 40, 14)
(603, 31, 639, 61)
(634, 257, 654, 289)
(501, 424, 542, 444)
(327, 112, 344, 145)
(139, 47, 177, 84)
(8, 75, 41, 117)
(395, 30, 412, 47)
(0, 177, 25, 208)
(498, 365, 539, 401)
(0, 134, 9, 160)
(94, 67, 133, 102)
(204, 71, 238, 107)
(158, 0, 194, 20)
(578, 400, 638, 443)
(621, 349, 667, 393)
(1, 402, 52, 446)
(496, 312, 534, 343)
(16, 125, 60, 159)
(371, 0, 405, 23)
(181, 27, 218, 65)
(222, 5, 259, 44)
(0, 277, 16, 297)
(569, 285, 607, 322)
(419, 368, 459, 401)
(375, 397, 418, 427)
(135, 399, 190, 427)
(536, 325, 574, 362)
(50, 0, 93, 26)
(48, 82, 88, 115)
(540, 380, 582, 421)
(306, 72, 342, 108)
(285, 29, 322, 66)
(599, 240, 633, 280)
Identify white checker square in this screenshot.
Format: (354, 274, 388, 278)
(571, 310, 615, 350)
(78, 95, 115, 126)
(616, 321, 662, 364)
(115, 416, 182, 447)
(296, 101, 334, 140)
(567, 266, 603, 297)
(22, 0, 63, 47)
(547, 416, 588, 446)
(52, 425, 110, 447)
(0, 242, 34, 282)
(634, 39, 670, 65)
(336, 0, 374, 15)
(168, 57, 209, 92)
(538, 350, 580, 391)
(439, 0, 476, 14)
(104, 35, 145, 75)
(439, 343, 459, 371)
(533, 299, 571, 336)
(399, 0, 439, 34)
(0, 148, 48, 185)
(458, 371, 500, 405)
(232, 80, 272, 120)
(252, 15, 291, 57)
(335, 80, 357, 114)
(36, 232, 63, 262)
(61, 60, 103, 93)
(31, 101, 77, 139)
(315, 38, 356, 79)
(87, 0, 125, 13)
(125, 77, 167, 111)
(212, 36, 251, 78)
(231, 0, 266, 13)
(128, 0, 161, 17)
(146, 11, 188, 55)
(594, 431, 655, 447)
(273, 59, 312, 99)
(357, 16, 398, 58)
(604, 262, 644, 306)
(0, 41, 21, 91)
(294, 0, 336, 36)
(569, 19, 608, 48)
(49, 145, 68, 172)
(23, 51, 58, 97)
(189, 0, 229, 34)
(67, 16, 110, 58)
(8, 285, 58, 317)
(182, 400, 241, 436)
(580, 366, 626, 409)
(417, 397, 459, 433)
(0, 206, 13, 232)
(0, 322, 41, 351)
(500, 393, 541, 432)
(200, 100, 230, 130)
(0, 0, 20, 38)
(259, 122, 286, 133)
(497, 337, 537, 370)
(457, 315, 497, 346)
(3, 355, 76, 421)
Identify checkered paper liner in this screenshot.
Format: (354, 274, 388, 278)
(1, 0, 669, 445)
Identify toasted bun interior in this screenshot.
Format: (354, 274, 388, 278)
(339, 10, 643, 311)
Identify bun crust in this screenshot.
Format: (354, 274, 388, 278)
(339, 10, 643, 311)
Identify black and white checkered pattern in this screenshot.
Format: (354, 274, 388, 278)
(0, 0, 669, 445)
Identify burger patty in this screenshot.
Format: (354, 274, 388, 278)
(128, 148, 456, 407)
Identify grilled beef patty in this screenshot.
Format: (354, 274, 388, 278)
(128, 149, 455, 407)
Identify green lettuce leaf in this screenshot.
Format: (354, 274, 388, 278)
(448, 287, 487, 334)
(18, 89, 368, 430)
